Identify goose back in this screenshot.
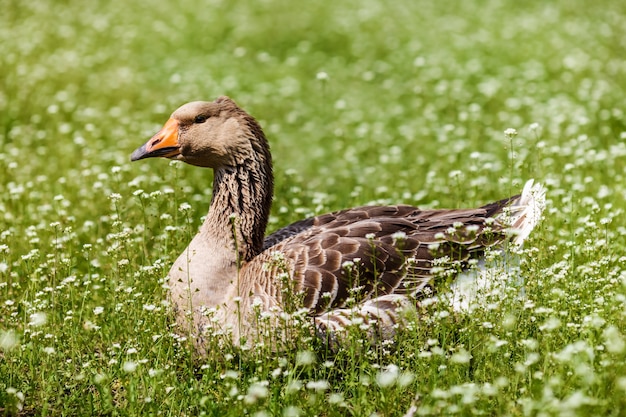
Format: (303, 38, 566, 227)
(258, 198, 515, 315)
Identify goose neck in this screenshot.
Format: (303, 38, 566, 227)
(203, 159, 273, 261)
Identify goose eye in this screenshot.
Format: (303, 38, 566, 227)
(194, 115, 208, 124)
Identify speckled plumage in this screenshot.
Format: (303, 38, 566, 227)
(131, 97, 545, 353)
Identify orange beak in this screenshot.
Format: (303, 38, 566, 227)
(130, 118, 181, 161)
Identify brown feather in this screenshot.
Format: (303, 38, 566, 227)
(263, 203, 511, 315)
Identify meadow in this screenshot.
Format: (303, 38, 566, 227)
(1, 0, 626, 415)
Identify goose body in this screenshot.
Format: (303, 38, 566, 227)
(131, 97, 545, 351)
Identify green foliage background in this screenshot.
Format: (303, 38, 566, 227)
(1, 0, 625, 415)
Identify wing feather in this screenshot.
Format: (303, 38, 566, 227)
(262, 204, 511, 315)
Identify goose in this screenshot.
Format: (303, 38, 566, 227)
(131, 96, 545, 352)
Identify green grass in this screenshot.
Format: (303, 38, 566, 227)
(1, 0, 626, 415)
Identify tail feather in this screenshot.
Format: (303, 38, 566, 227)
(449, 179, 546, 312)
(496, 179, 546, 245)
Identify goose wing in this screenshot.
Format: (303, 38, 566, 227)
(264, 201, 513, 314)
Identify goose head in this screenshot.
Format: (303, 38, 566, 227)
(131, 96, 263, 169)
